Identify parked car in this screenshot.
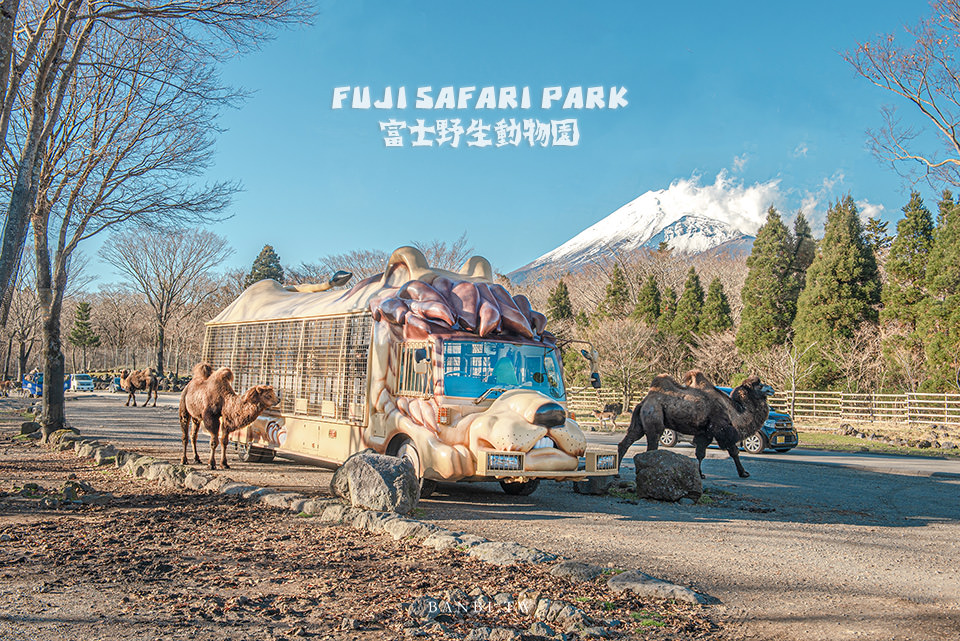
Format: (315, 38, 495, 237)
(70, 373, 95, 392)
(658, 386, 799, 453)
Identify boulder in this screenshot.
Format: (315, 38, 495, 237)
(632, 450, 702, 502)
(607, 569, 715, 605)
(572, 476, 615, 495)
(330, 451, 420, 514)
(549, 560, 605, 582)
(467, 542, 556, 566)
(20, 421, 41, 435)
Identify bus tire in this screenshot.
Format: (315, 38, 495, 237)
(499, 479, 540, 496)
(395, 438, 436, 499)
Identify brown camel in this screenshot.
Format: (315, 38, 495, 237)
(179, 362, 280, 470)
(617, 370, 774, 479)
(120, 368, 158, 407)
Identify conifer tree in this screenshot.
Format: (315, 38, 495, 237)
(658, 287, 677, 334)
(921, 191, 960, 389)
(244, 245, 285, 288)
(790, 212, 816, 287)
(793, 197, 881, 387)
(883, 192, 934, 329)
(672, 267, 704, 340)
(632, 275, 660, 324)
(864, 217, 893, 256)
(700, 277, 733, 333)
(547, 279, 574, 322)
(937, 189, 954, 228)
(68, 302, 101, 372)
(600, 265, 631, 318)
(736, 207, 796, 353)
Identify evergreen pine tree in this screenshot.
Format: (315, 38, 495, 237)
(790, 212, 816, 287)
(244, 245, 285, 288)
(793, 196, 881, 387)
(671, 267, 704, 340)
(937, 189, 954, 228)
(546, 279, 574, 321)
(658, 287, 677, 334)
(920, 191, 960, 389)
(883, 192, 934, 328)
(864, 217, 893, 256)
(736, 207, 796, 353)
(68, 302, 101, 371)
(600, 265, 631, 318)
(632, 275, 660, 324)
(700, 277, 733, 333)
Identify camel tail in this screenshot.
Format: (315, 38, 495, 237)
(191, 362, 214, 381)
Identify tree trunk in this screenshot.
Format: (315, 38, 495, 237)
(156, 324, 165, 377)
(3, 335, 11, 380)
(17, 340, 27, 381)
(40, 301, 65, 440)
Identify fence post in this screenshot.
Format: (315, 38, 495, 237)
(906, 394, 912, 426)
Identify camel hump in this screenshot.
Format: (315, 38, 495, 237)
(682, 369, 715, 389)
(211, 367, 234, 386)
(649, 374, 684, 392)
(192, 362, 214, 380)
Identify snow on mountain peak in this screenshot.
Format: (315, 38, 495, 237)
(510, 172, 777, 282)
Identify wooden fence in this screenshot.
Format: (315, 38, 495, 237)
(768, 390, 960, 427)
(567, 387, 960, 428)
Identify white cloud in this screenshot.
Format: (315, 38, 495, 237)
(733, 153, 748, 172)
(821, 170, 845, 191)
(652, 169, 782, 235)
(856, 199, 884, 222)
(793, 142, 809, 157)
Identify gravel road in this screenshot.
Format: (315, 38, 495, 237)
(45, 392, 960, 641)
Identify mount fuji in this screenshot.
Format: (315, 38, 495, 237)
(509, 175, 772, 283)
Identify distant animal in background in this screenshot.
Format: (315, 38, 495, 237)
(120, 368, 158, 407)
(592, 402, 623, 429)
(179, 362, 280, 470)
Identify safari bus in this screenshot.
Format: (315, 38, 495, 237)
(201, 246, 617, 496)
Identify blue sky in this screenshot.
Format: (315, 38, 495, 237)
(185, 0, 933, 277)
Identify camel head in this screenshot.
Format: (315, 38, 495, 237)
(120, 369, 130, 379)
(736, 376, 775, 402)
(241, 384, 280, 409)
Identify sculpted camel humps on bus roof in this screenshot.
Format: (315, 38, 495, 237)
(617, 370, 774, 479)
(179, 362, 280, 470)
(120, 368, 158, 407)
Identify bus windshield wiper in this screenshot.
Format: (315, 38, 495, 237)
(474, 387, 508, 405)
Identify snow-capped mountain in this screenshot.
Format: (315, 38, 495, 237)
(509, 175, 769, 282)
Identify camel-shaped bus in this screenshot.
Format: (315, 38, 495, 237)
(202, 246, 617, 496)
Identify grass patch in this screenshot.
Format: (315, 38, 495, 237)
(574, 596, 594, 603)
(295, 511, 314, 518)
(410, 507, 426, 518)
(798, 431, 960, 458)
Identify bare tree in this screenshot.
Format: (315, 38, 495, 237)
(0, 0, 310, 329)
(100, 229, 232, 378)
(690, 330, 742, 384)
(591, 317, 660, 408)
(845, 1, 960, 186)
(412, 232, 473, 272)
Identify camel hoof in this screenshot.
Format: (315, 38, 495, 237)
(222, 462, 231, 470)
(739, 470, 750, 478)
(209, 463, 216, 470)
(194, 457, 202, 464)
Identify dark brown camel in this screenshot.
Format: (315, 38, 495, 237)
(617, 370, 774, 478)
(179, 362, 280, 470)
(120, 368, 158, 407)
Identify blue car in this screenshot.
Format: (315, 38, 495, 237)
(21, 373, 71, 398)
(658, 386, 799, 454)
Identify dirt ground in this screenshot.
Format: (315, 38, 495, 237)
(0, 414, 717, 640)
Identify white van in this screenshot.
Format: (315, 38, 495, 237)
(70, 373, 95, 392)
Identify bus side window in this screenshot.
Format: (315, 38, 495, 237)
(397, 343, 432, 396)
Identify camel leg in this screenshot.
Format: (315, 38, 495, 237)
(693, 433, 711, 479)
(128, 391, 137, 407)
(141, 389, 150, 408)
(206, 419, 219, 470)
(220, 428, 230, 469)
(192, 419, 202, 464)
(151, 388, 158, 407)
(725, 443, 750, 478)
(616, 404, 647, 467)
(180, 414, 189, 465)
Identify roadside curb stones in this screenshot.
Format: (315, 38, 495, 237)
(607, 569, 718, 605)
(29, 424, 717, 609)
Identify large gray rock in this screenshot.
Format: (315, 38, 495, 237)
(633, 450, 702, 502)
(607, 569, 715, 604)
(549, 560, 605, 582)
(330, 451, 419, 514)
(467, 542, 556, 566)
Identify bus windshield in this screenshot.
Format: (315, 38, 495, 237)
(441, 340, 565, 401)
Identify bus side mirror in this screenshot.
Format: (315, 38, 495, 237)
(330, 270, 353, 287)
(590, 372, 601, 389)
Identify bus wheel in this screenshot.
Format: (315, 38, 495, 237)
(396, 439, 436, 499)
(499, 479, 540, 496)
(237, 442, 275, 463)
